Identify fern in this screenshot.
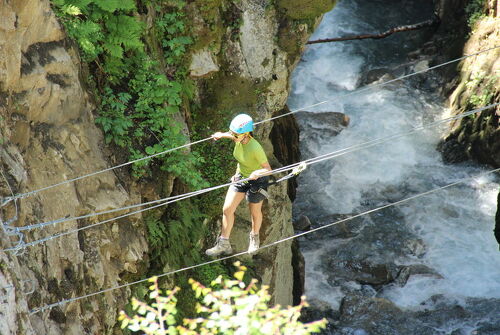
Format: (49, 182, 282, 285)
(65, 20, 103, 61)
(52, 0, 208, 189)
(52, 0, 92, 8)
(146, 215, 168, 249)
(105, 15, 144, 51)
(94, 0, 135, 12)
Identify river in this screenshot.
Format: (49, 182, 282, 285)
(288, 0, 500, 333)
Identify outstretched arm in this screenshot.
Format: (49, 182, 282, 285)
(211, 131, 235, 141)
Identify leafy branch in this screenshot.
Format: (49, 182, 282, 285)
(119, 262, 327, 335)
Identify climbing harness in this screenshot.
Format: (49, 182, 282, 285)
(251, 161, 308, 198)
(243, 162, 307, 199)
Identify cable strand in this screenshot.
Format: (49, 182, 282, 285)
(29, 167, 500, 314)
(4, 45, 499, 204)
(5, 102, 498, 253)
(255, 45, 500, 124)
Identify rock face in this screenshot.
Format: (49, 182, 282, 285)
(0, 0, 333, 333)
(437, 1, 500, 248)
(269, 106, 301, 201)
(0, 1, 150, 333)
(186, 0, 330, 307)
(438, 15, 500, 166)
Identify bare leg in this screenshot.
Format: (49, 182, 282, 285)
(248, 201, 264, 235)
(221, 189, 245, 238)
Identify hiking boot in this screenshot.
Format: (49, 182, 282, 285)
(248, 233, 260, 254)
(206, 237, 232, 257)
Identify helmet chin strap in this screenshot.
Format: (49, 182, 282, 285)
(242, 133, 252, 143)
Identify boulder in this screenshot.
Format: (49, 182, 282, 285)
(293, 215, 312, 231)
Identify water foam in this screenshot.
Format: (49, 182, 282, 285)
(290, 0, 500, 315)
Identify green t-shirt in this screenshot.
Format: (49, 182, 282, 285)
(233, 138, 268, 177)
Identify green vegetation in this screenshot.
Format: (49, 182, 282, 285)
(119, 263, 327, 334)
(469, 90, 494, 108)
(276, 0, 336, 20)
(466, 71, 497, 108)
(145, 203, 205, 271)
(51, 0, 206, 188)
(50, 0, 236, 325)
(155, 3, 193, 66)
(141, 200, 234, 322)
(52, 0, 143, 80)
(465, 0, 487, 28)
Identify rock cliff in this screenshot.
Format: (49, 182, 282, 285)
(0, 0, 334, 333)
(437, 0, 499, 246)
(0, 1, 149, 333)
(438, 3, 499, 166)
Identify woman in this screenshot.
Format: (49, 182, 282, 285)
(206, 114, 272, 256)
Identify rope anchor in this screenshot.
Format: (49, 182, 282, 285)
(291, 162, 307, 176)
(269, 161, 307, 186)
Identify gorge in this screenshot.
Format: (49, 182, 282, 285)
(0, 0, 498, 334)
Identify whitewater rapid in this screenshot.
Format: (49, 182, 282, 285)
(288, 0, 500, 318)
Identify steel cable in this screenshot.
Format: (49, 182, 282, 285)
(29, 167, 500, 314)
(3, 102, 497, 253)
(2, 45, 498, 206)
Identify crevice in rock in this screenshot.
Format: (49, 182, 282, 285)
(46, 73, 71, 88)
(269, 105, 301, 201)
(21, 40, 65, 75)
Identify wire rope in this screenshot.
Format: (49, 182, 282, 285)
(255, 45, 500, 124)
(11, 102, 497, 234)
(3, 102, 497, 253)
(2, 45, 498, 206)
(29, 167, 500, 314)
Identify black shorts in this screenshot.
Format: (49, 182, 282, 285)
(230, 174, 269, 203)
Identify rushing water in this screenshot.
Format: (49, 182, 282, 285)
(288, 0, 500, 333)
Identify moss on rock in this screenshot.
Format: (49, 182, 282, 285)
(277, 0, 336, 20)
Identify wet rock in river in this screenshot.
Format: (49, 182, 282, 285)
(414, 296, 500, 334)
(332, 260, 396, 286)
(331, 294, 500, 335)
(301, 298, 339, 326)
(293, 214, 312, 231)
(303, 214, 366, 239)
(295, 111, 350, 158)
(393, 264, 443, 287)
(310, 206, 431, 297)
(357, 68, 395, 86)
(337, 294, 431, 335)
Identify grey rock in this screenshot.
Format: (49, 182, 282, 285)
(293, 215, 312, 231)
